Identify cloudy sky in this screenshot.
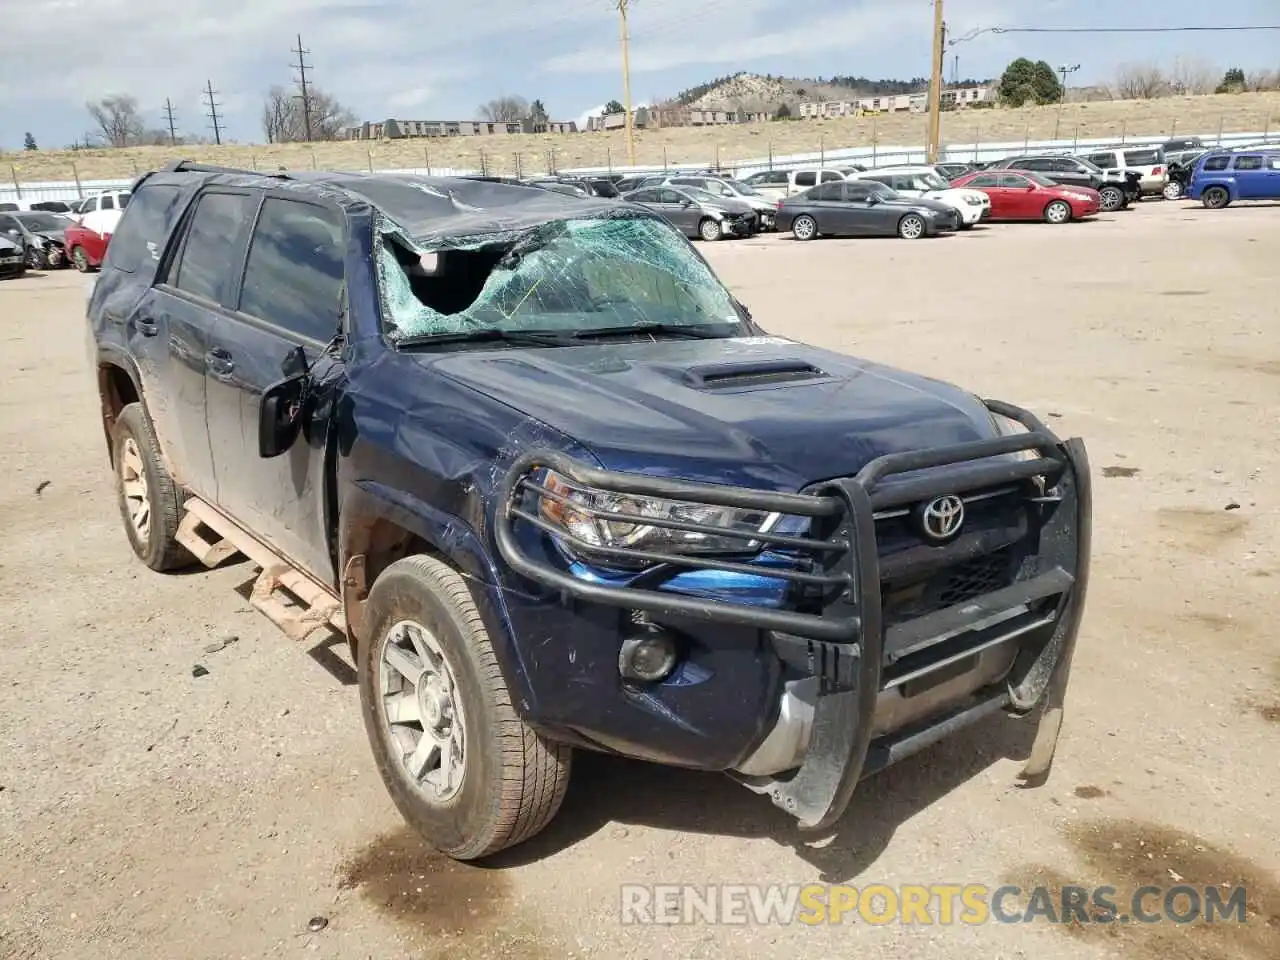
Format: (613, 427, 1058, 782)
(1, 0, 1277, 150)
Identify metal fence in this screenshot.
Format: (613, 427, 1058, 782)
(1, 128, 1274, 206)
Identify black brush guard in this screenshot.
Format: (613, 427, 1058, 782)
(495, 399, 1092, 830)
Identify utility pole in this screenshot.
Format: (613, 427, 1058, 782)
(1058, 63, 1081, 105)
(292, 33, 314, 143)
(926, 0, 945, 163)
(203, 80, 223, 146)
(163, 98, 178, 145)
(617, 0, 635, 167)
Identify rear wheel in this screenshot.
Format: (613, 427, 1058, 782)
(698, 217, 723, 242)
(1162, 180, 1184, 200)
(360, 554, 573, 861)
(1044, 200, 1072, 225)
(1098, 186, 1124, 212)
(110, 403, 191, 572)
(1202, 186, 1230, 209)
(897, 214, 926, 239)
(791, 214, 817, 241)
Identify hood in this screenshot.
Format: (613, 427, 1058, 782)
(420, 335, 996, 490)
(926, 188, 987, 205)
(702, 197, 754, 215)
(0, 236, 20, 254)
(33, 229, 65, 245)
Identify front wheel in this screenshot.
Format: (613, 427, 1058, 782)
(71, 246, 93, 272)
(698, 217, 723, 242)
(1044, 200, 1072, 225)
(1162, 180, 1184, 200)
(897, 214, 926, 239)
(1202, 186, 1230, 209)
(360, 555, 572, 861)
(791, 214, 817, 241)
(111, 403, 191, 571)
(25, 247, 47, 270)
(1098, 186, 1124, 212)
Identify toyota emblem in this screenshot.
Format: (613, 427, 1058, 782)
(917, 495, 965, 543)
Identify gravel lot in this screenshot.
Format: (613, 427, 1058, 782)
(1, 200, 1277, 960)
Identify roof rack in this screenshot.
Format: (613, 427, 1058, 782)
(160, 160, 291, 179)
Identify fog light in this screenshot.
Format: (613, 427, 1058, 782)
(618, 628, 678, 683)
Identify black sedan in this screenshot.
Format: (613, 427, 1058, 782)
(0, 210, 73, 268)
(776, 180, 959, 240)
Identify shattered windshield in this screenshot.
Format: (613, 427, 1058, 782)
(378, 214, 743, 342)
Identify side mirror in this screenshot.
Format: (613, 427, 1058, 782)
(680, 199, 693, 207)
(866, 195, 880, 205)
(258, 372, 308, 458)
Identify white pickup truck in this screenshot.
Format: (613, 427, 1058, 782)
(739, 167, 859, 201)
(848, 166, 991, 228)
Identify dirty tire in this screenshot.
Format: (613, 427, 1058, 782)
(1044, 200, 1072, 225)
(110, 402, 190, 572)
(25, 247, 47, 270)
(360, 554, 572, 861)
(698, 217, 722, 242)
(1099, 186, 1124, 212)
(898, 214, 926, 239)
(791, 215, 817, 241)
(1202, 186, 1230, 210)
(71, 246, 91, 273)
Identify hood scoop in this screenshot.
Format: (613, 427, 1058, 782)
(684, 358, 830, 391)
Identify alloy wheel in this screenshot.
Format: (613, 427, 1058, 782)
(118, 437, 151, 541)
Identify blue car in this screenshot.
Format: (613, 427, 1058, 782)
(88, 161, 1092, 860)
(1187, 148, 1280, 208)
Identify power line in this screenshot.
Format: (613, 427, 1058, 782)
(163, 98, 178, 145)
(950, 23, 1280, 46)
(203, 80, 223, 146)
(291, 33, 314, 143)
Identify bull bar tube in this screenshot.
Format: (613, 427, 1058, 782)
(494, 399, 1092, 831)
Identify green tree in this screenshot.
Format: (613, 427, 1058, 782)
(603, 99, 625, 114)
(773, 102, 792, 120)
(998, 58, 1063, 106)
(528, 99, 549, 123)
(1215, 67, 1246, 93)
(23, 132, 38, 151)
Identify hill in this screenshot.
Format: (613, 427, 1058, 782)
(4, 91, 1279, 184)
(669, 71, 983, 113)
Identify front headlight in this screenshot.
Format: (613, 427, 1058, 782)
(538, 470, 780, 564)
(989, 412, 1039, 463)
(963, 196, 985, 206)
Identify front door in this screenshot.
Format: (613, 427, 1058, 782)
(202, 194, 348, 585)
(653, 188, 701, 234)
(996, 173, 1040, 218)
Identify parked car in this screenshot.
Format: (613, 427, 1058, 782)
(62, 220, 110, 272)
(849, 166, 991, 228)
(777, 179, 960, 240)
(528, 180, 591, 198)
(0, 210, 72, 268)
(1078, 147, 1167, 198)
(74, 189, 131, 236)
(935, 162, 977, 180)
(666, 175, 779, 229)
(622, 184, 758, 240)
(1162, 150, 1208, 200)
(1161, 136, 1204, 154)
(88, 160, 1091, 860)
(1187, 148, 1280, 208)
(740, 167, 847, 201)
(0, 233, 25, 278)
(986, 155, 1136, 212)
(0, 202, 18, 212)
(532, 177, 620, 198)
(613, 174, 666, 193)
(949, 170, 1101, 224)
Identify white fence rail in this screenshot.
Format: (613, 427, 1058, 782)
(2, 129, 1273, 206)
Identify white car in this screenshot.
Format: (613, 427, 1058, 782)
(849, 166, 990, 228)
(1078, 148, 1168, 199)
(74, 190, 131, 236)
(739, 167, 849, 202)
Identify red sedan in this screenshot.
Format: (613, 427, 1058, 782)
(950, 170, 1101, 224)
(62, 221, 110, 272)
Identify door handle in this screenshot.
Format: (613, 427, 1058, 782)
(206, 348, 235, 377)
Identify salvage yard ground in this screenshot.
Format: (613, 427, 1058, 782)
(1, 200, 1278, 960)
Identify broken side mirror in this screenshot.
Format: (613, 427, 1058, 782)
(259, 345, 311, 458)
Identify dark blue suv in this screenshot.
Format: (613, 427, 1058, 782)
(88, 161, 1092, 860)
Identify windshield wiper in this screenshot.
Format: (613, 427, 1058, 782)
(394, 328, 573, 349)
(568, 322, 732, 341)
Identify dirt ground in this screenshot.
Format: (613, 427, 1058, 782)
(1, 199, 1278, 960)
(5, 91, 1280, 182)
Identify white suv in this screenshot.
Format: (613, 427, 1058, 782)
(1079, 148, 1168, 198)
(739, 167, 847, 201)
(849, 166, 991, 228)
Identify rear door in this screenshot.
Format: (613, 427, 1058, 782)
(1231, 155, 1266, 199)
(202, 195, 347, 583)
(1265, 155, 1280, 198)
(142, 188, 259, 497)
(789, 170, 817, 197)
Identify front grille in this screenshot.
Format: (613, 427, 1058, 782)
(881, 549, 1015, 627)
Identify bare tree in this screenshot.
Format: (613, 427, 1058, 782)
(478, 95, 529, 122)
(1113, 62, 1169, 100)
(261, 84, 358, 142)
(1168, 56, 1219, 95)
(1245, 69, 1280, 92)
(87, 94, 146, 147)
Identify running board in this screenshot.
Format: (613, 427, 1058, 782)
(178, 497, 345, 642)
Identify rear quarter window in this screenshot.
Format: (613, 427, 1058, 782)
(794, 171, 817, 187)
(1124, 150, 1160, 166)
(103, 184, 187, 274)
(1232, 155, 1263, 171)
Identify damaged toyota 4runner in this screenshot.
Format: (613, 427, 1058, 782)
(88, 161, 1092, 860)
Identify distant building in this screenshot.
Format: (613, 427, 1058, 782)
(797, 86, 992, 119)
(345, 117, 579, 140)
(585, 107, 651, 132)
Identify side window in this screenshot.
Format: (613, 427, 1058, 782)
(1232, 155, 1262, 171)
(82, 196, 99, 213)
(998, 173, 1030, 188)
(657, 189, 682, 203)
(811, 183, 841, 200)
(101, 195, 115, 211)
(103, 184, 186, 273)
(1268, 156, 1280, 170)
(819, 170, 843, 183)
(238, 199, 345, 341)
(843, 182, 873, 200)
(967, 174, 1000, 188)
(1087, 153, 1117, 169)
(794, 171, 816, 187)
(171, 192, 259, 304)
(1203, 156, 1230, 171)
(629, 189, 656, 202)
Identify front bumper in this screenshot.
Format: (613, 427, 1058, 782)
(495, 400, 1091, 830)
